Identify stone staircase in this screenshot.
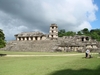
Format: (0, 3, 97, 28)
(3, 40, 57, 52)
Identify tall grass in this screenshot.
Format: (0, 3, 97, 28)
(0, 54, 100, 75)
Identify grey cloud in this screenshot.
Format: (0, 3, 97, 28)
(0, 0, 98, 41)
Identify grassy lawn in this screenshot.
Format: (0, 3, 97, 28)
(0, 51, 100, 75)
(0, 50, 81, 55)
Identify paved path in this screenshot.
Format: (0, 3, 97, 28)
(4, 53, 98, 57)
(6, 53, 85, 57)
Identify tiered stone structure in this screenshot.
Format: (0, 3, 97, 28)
(1, 23, 100, 52)
(49, 24, 58, 40)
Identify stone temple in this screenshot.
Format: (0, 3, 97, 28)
(15, 23, 58, 41)
(1, 24, 100, 52)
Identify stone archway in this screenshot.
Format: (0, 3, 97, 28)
(86, 37, 89, 41)
(82, 37, 84, 42)
(35, 37, 38, 40)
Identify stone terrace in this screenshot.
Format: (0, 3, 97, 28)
(3, 40, 57, 52)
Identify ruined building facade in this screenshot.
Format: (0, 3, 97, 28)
(15, 24, 58, 41)
(56, 35, 99, 52)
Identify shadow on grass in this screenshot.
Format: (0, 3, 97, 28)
(49, 66, 100, 75)
(0, 54, 7, 57)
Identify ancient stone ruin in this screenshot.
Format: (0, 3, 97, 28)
(1, 24, 100, 52)
(15, 23, 58, 41)
(56, 35, 100, 52)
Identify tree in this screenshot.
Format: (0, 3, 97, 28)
(0, 29, 6, 48)
(65, 31, 76, 36)
(90, 29, 100, 35)
(81, 28, 89, 35)
(77, 31, 82, 35)
(58, 29, 66, 37)
(90, 29, 100, 41)
(90, 32, 100, 41)
(58, 29, 76, 37)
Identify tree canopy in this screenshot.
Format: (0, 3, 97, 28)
(58, 29, 76, 37)
(58, 28, 100, 41)
(0, 29, 6, 48)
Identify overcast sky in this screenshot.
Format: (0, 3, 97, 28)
(0, 0, 99, 41)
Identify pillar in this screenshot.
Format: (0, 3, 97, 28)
(37, 37, 40, 40)
(54, 26, 56, 29)
(29, 37, 31, 41)
(49, 35, 51, 38)
(42, 36, 46, 40)
(25, 37, 27, 41)
(17, 37, 19, 41)
(32, 37, 35, 40)
(84, 38, 86, 41)
(21, 37, 23, 41)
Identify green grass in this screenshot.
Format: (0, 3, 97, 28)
(0, 50, 81, 55)
(0, 51, 100, 75)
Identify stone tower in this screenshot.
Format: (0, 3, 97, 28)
(49, 23, 58, 40)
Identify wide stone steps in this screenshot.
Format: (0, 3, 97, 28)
(4, 40, 57, 52)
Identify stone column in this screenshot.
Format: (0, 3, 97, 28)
(84, 38, 86, 41)
(29, 37, 31, 41)
(42, 36, 46, 40)
(37, 37, 40, 40)
(54, 26, 56, 29)
(21, 37, 23, 41)
(49, 35, 51, 38)
(33, 37, 35, 40)
(25, 37, 27, 41)
(17, 37, 19, 41)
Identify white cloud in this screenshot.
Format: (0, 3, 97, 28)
(78, 21, 92, 30)
(0, 0, 98, 41)
(42, 0, 98, 21)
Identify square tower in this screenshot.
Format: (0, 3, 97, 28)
(49, 23, 58, 40)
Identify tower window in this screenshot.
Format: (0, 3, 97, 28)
(52, 27, 54, 29)
(51, 35, 53, 38)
